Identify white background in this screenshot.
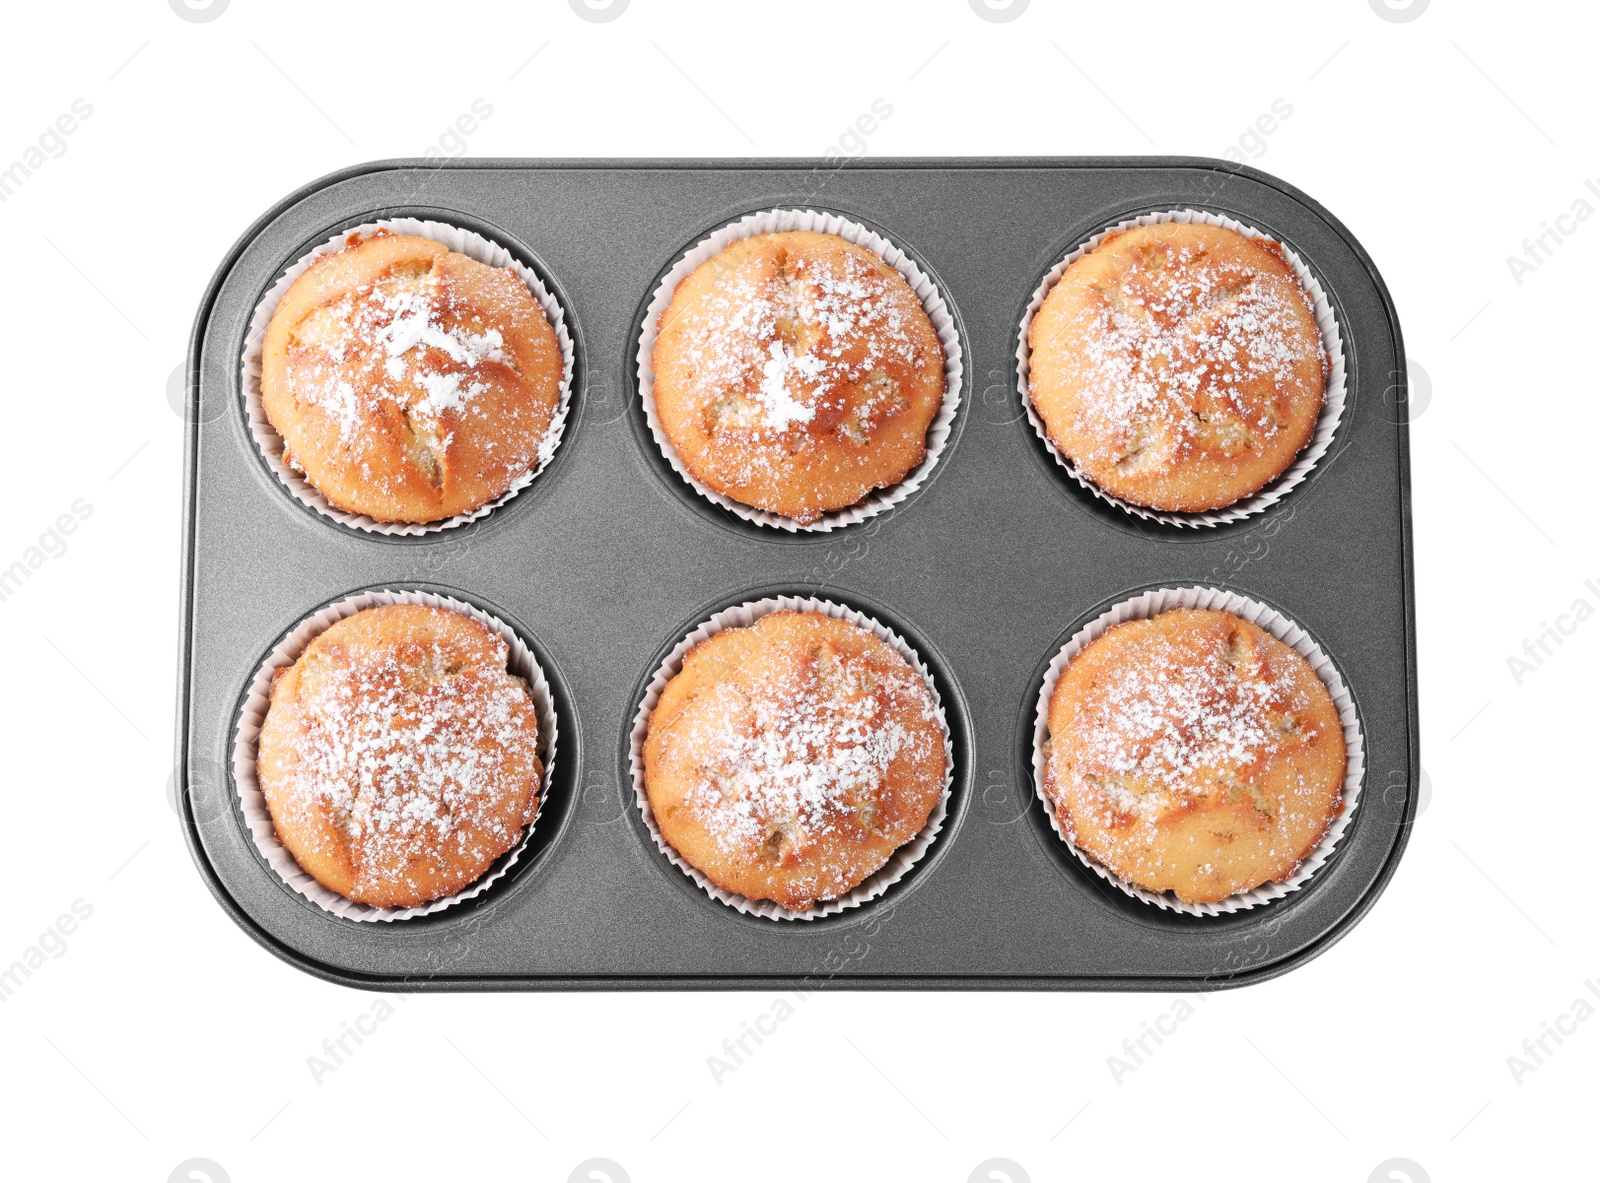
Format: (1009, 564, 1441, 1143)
(0, 1, 1591, 1180)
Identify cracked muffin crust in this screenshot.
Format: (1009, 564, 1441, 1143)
(1043, 608, 1345, 905)
(257, 604, 543, 909)
(650, 230, 946, 525)
(260, 231, 563, 523)
(642, 611, 948, 911)
(1028, 222, 1327, 513)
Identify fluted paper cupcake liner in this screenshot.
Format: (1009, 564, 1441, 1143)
(1031, 585, 1364, 916)
(231, 588, 558, 922)
(241, 217, 574, 536)
(1016, 209, 1347, 528)
(630, 595, 954, 920)
(637, 208, 963, 532)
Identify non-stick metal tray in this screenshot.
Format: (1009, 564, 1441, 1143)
(176, 158, 1418, 991)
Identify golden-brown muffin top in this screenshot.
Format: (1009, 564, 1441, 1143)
(1028, 222, 1327, 513)
(257, 603, 542, 908)
(260, 231, 563, 524)
(651, 231, 946, 524)
(1045, 608, 1345, 904)
(643, 611, 947, 910)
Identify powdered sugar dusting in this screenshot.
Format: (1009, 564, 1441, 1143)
(1054, 619, 1315, 827)
(664, 238, 929, 488)
(657, 616, 944, 910)
(757, 340, 821, 429)
(288, 257, 507, 453)
(1064, 237, 1324, 467)
(630, 595, 954, 921)
(1032, 586, 1365, 916)
(682, 656, 936, 858)
(268, 619, 540, 898)
(243, 217, 577, 537)
(636, 209, 965, 535)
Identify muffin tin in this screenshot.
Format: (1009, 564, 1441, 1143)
(176, 158, 1419, 991)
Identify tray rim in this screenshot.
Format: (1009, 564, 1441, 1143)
(174, 155, 1419, 992)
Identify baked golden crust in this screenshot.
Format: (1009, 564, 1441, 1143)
(260, 231, 563, 523)
(1028, 222, 1327, 513)
(651, 231, 946, 524)
(642, 611, 947, 910)
(1043, 608, 1345, 904)
(257, 604, 542, 908)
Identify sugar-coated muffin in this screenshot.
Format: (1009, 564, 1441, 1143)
(651, 230, 946, 524)
(257, 604, 542, 908)
(643, 611, 947, 910)
(260, 231, 563, 523)
(1028, 221, 1327, 513)
(1043, 608, 1345, 905)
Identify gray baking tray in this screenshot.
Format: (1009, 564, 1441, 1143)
(175, 158, 1419, 991)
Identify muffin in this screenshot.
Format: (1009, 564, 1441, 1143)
(256, 603, 543, 908)
(643, 610, 947, 911)
(260, 230, 564, 524)
(1028, 221, 1327, 513)
(1042, 608, 1345, 905)
(650, 230, 946, 525)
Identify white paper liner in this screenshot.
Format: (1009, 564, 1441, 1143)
(636, 208, 964, 533)
(1016, 209, 1348, 528)
(1031, 586, 1364, 916)
(629, 596, 955, 920)
(232, 588, 558, 922)
(241, 217, 575, 536)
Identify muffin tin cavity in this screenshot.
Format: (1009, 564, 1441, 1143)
(241, 213, 578, 537)
(628, 207, 968, 540)
(1029, 584, 1365, 918)
(178, 161, 1416, 990)
(626, 591, 965, 924)
(1015, 208, 1349, 531)
(230, 586, 575, 923)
